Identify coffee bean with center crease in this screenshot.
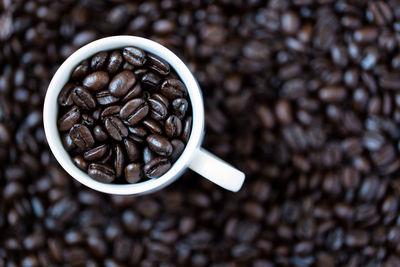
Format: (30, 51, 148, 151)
(172, 98, 188, 119)
(142, 72, 162, 88)
(124, 139, 140, 162)
(71, 86, 96, 110)
(144, 157, 171, 178)
(96, 91, 119, 105)
(114, 144, 124, 178)
(143, 146, 157, 164)
(109, 70, 136, 97)
(147, 134, 173, 156)
(148, 97, 168, 120)
(83, 144, 108, 161)
(128, 125, 147, 143)
(181, 116, 192, 143)
(100, 106, 121, 120)
(72, 155, 88, 171)
(88, 163, 115, 183)
(120, 99, 149, 125)
(58, 83, 75, 106)
(165, 115, 182, 138)
(62, 133, 76, 151)
(122, 47, 146, 66)
(69, 124, 95, 150)
(91, 51, 108, 71)
(142, 119, 163, 134)
(107, 51, 123, 74)
(122, 83, 142, 103)
(147, 54, 170, 76)
(125, 163, 143, 183)
(58, 106, 80, 131)
(83, 71, 109, 91)
(170, 139, 185, 162)
(71, 60, 89, 81)
(104, 116, 128, 141)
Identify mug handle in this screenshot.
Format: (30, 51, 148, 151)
(188, 148, 245, 192)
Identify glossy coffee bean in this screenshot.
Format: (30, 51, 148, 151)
(100, 106, 121, 120)
(144, 157, 171, 178)
(125, 163, 142, 183)
(58, 83, 74, 107)
(120, 99, 149, 125)
(62, 133, 76, 151)
(83, 71, 109, 91)
(161, 78, 187, 99)
(147, 53, 170, 76)
(93, 125, 108, 142)
(170, 139, 185, 162)
(141, 72, 162, 88)
(91, 51, 108, 71)
(58, 106, 80, 131)
(151, 93, 169, 108)
(71, 86, 96, 110)
(104, 116, 128, 141)
(114, 144, 124, 178)
(181, 116, 192, 143)
(148, 98, 168, 120)
(146, 134, 173, 156)
(107, 51, 123, 74)
(88, 163, 115, 183)
(122, 83, 142, 103)
(143, 146, 157, 164)
(122, 47, 146, 66)
(83, 144, 108, 161)
(81, 114, 95, 127)
(165, 115, 182, 138)
(69, 124, 95, 150)
(72, 155, 88, 171)
(109, 70, 136, 97)
(96, 91, 119, 105)
(142, 119, 163, 134)
(172, 98, 188, 119)
(71, 60, 90, 81)
(124, 139, 140, 162)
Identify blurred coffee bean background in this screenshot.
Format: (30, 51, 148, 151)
(1, 0, 400, 266)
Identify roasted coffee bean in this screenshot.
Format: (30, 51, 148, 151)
(143, 146, 157, 164)
(88, 163, 115, 183)
(62, 133, 76, 151)
(144, 157, 171, 178)
(81, 114, 95, 127)
(91, 51, 108, 71)
(142, 72, 162, 88)
(107, 51, 123, 74)
(134, 68, 148, 77)
(69, 124, 95, 150)
(148, 98, 168, 120)
(121, 83, 142, 103)
(100, 106, 121, 120)
(72, 155, 88, 171)
(93, 125, 108, 142)
(147, 134, 173, 156)
(142, 119, 163, 134)
(83, 71, 110, 91)
(122, 47, 146, 66)
(83, 144, 108, 161)
(71, 86, 96, 110)
(170, 139, 185, 162)
(181, 116, 192, 143)
(161, 78, 187, 99)
(128, 125, 147, 143)
(58, 106, 80, 131)
(96, 91, 119, 105)
(124, 139, 140, 162)
(165, 115, 182, 138)
(120, 99, 149, 125)
(114, 144, 124, 178)
(58, 83, 74, 107)
(147, 53, 170, 76)
(125, 163, 142, 183)
(104, 116, 128, 141)
(72, 60, 90, 81)
(172, 98, 188, 119)
(152, 93, 169, 108)
(109, 70, 136, 97)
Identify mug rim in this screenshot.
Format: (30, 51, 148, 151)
(43, 36, 205, 195)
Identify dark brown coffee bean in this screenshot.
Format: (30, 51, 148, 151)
(151, 93, 169, 108)
(172, 98, 188, 119)
(148, 97, 168, 120)
(170, 139, 185, 162)
(120, 98, 149, 125)
(71, 86, 96, 110)
(81, 114, 95, 127)
(143, 118, 163, 134)
(143, 146, 157, 164)
(114, 144, 124, 178)
(100, 106, 121, 120)
(99, 147, 113, 164)
(69, 124, 95, 150)
(165, 115, 182, 138)
(122, 47, 146, 66)
(58, 83, 75, 107)
(147, 53, 170, 76)
(107, 51, 123, 74)
(109, 70, 136, 97)
(368, 1, 393, 26)
(123, 139, 140, 162)
(161, 78, 187, 99)
(83, 144, 108, 161)
(147, 134, 173, 156)
(125, 163, 142, 183)
(104, 116, 128, 141)
(144, 157, 171, 178)
(122, 83, 142, 103)
(96, 90, 119, 105)
(72, 155, 88, 171)
(142, 72, 162, 88)
(128, 125, 147, 143)
(83, 71, 110, 91)
(88, 163, 115, 183)
(134, 68, 148, 77)
(91, 51, 108, 70)
(71, 60, 90, 81)
(62, 133, 76, 151)
(58, 106, 80, 131)
(181, 116, 192, 143)
(93, 125, 108, 142)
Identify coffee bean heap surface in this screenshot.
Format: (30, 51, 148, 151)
(57, 47, 192, 184)
(4, 0, 400, 266)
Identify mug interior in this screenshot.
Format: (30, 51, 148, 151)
(43, 36, 204, 195)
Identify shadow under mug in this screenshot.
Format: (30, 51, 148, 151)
(43, 36, 245, 195)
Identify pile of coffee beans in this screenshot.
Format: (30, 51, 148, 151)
(3, 0, 400, 266)
(57, 46, 192, 184)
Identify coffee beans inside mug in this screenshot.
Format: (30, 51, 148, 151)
(57, 47, 192, 184)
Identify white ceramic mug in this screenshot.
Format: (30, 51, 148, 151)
(43, 36, 245, 195)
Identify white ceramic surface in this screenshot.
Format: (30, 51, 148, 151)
(43, 36, 245, 195)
